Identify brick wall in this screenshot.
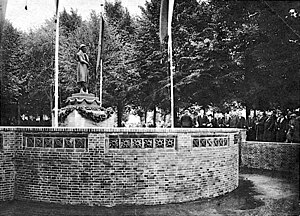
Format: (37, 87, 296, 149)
(241, 141, 300, 172)
(0, 131, 22, 201)
(0, 127, 240, 207)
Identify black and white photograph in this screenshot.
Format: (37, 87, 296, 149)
(0, 0, 299, 215)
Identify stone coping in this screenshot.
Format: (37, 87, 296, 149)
(0, 127, 244, 134)
(246, 141, 300, 145)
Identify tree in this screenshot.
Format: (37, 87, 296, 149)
(134, 0, 169, 126)
(102, 0, 138, 126)
(0, 21, 23, 125)
(238, 1, 300, 110)
(17, 20, 55, 123)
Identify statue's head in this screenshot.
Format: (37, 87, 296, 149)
(79, 44, 87, 53)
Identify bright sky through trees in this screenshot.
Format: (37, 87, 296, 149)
(5, 0, 144, 32)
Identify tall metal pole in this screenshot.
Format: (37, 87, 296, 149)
(168, 0, 175, 128)
(54, 8, 60, 127)
(99, 58, 103, 104)
(96, 2, 104, 105)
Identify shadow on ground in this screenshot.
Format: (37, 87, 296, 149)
(0, 168, 299, 216)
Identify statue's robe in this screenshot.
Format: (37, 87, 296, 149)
(76, 50, 89, 83)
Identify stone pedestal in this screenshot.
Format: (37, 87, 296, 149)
(66, 92, 101, 108)
(59, 92, 115, 127)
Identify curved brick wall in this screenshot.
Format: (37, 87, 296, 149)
(0, 127, 241, 206)
(241, 141, 300, 172)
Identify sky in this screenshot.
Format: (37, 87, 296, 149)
(5, 0, 145, 32)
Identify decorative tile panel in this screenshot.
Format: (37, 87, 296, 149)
(54, 138, 63, 148)
(155, 139, 164, 148)
(109, 139, 119, 149)
(27, 137, 34, 147)
(144, 139, 153, 148)
(192, 139, 199, 147)
(75, 138, 85, 148)
(35, 138, 43, 148)
(224, 138, 228, 146)
(165, 139, 175, 148)
(64, 138, 74, 148)
(192, 136, 229, 148)
(44, 138, 53, 148)
(108, 135, 176, 149)
(207, 138, 213, 147)
(120, 139, 131, 148)
(23, 133, 88, 149)
(200, 139, 206, 147)
(213, 138, 219, 147)
(132, 139, 142, 148)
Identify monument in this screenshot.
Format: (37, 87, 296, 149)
(58, 44, 114, 127)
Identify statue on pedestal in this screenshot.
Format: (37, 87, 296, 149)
(58, 39, 115, 127)
(76, 44, 89, 93)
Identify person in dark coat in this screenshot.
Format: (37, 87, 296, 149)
(236, 111, 247, 129)
(217, 113, 226, 128)
(206, 114, 219, 127)
(180, 110, 194, 128)
(293, 115, 300, 143)
(229, 113, 239, 128)
(224, 113, 230, 127)
(286, 113, 300, 143)
(275, 111, 288, 142)
(196, 109, 208, 128)
(246, 112, 256, 141)
(255, 112, 266, 141)
(263, 111, 276, 142)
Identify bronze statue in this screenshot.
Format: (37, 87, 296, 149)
(76, 44, 89, 93)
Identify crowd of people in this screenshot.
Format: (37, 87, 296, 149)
(179, 108, 300, 143)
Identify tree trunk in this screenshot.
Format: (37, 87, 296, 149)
(144, 110, 147, 125)
(174, 106, 179, 127)
(153, 106, 157, 127)
(117, 102, 123, 127)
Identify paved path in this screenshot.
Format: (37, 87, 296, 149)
(0, 168, 299, 216)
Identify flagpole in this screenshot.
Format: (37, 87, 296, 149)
(168, 0, 175, 128)
(99, 58, 103, 104)
(54, 5, 60, 127)
(96, 2, 104, 105)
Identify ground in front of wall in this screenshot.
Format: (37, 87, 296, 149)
(0, 168, 299, 216)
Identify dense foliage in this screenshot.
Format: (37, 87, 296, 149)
(0, 0, 299, 126)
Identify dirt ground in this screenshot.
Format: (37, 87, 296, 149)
(0, 168, 299, 216)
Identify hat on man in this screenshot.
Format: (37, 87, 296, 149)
(79, 44, 86, 49)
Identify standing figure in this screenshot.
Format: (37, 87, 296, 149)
(77, 44, 90, 93)
(275, 111, 288, 142)
(196, 108, 208, 128)
(217, 113, 226, 128)
(263, 111, 276, 142)
(255, 112, 266, 141)
(286, 113, 300, 143)
(236, 110, 247, 129)
(246, 111, 256, 141)
(180, 110, 193, 128)
(229, 113, 239, 128)
(207, 114, 218, 127)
